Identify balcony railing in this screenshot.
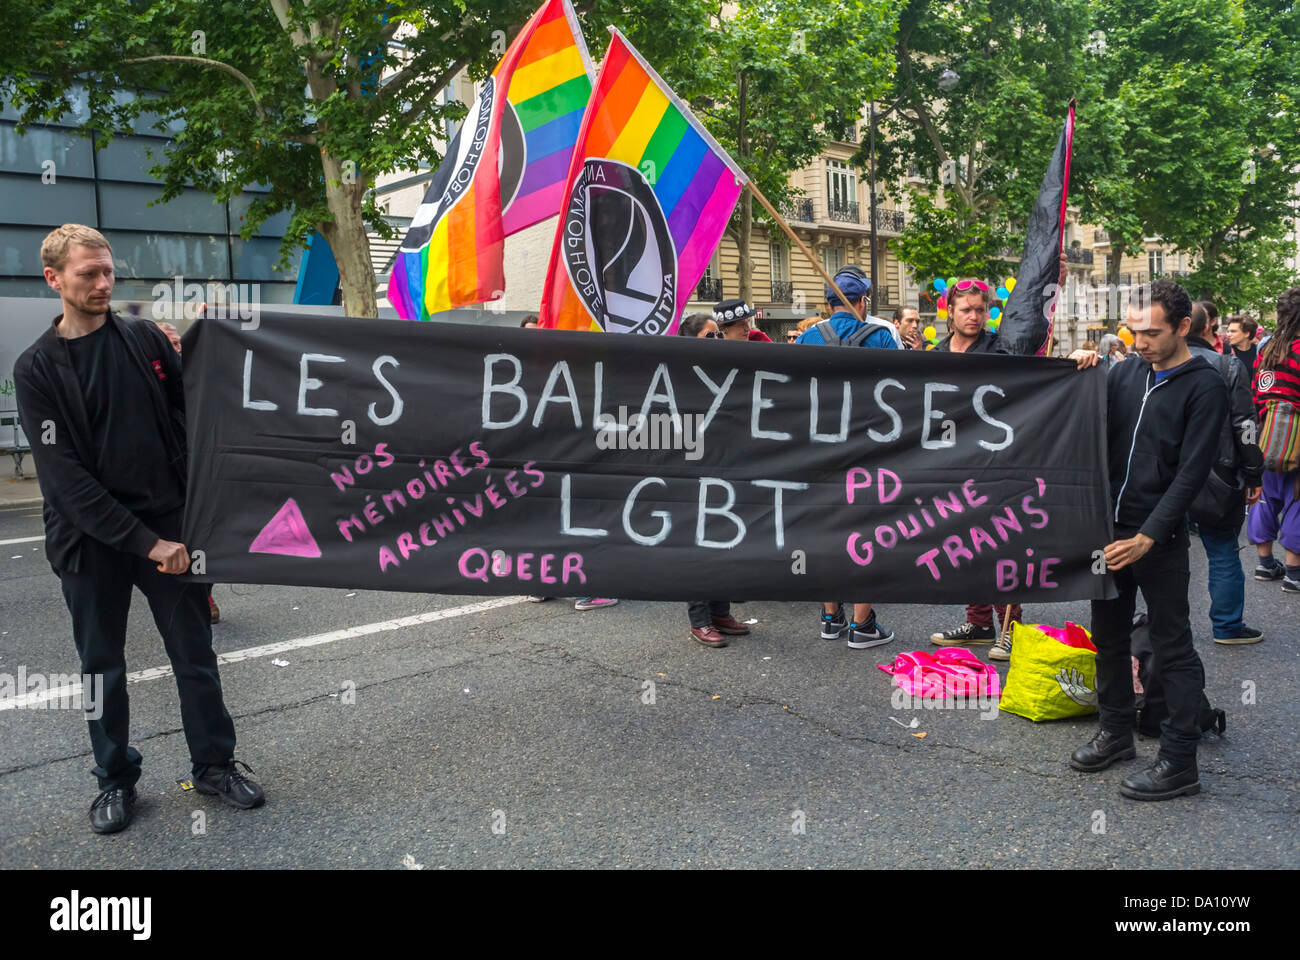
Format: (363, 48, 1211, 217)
(1066, 247, 1094, 264)
(695, 277, 723, 302)
(874, 207, 906, 232)
(770, 280, 793, 303)
(837, 124, 859, 143)
(782, 198, 814, 222)
(1094, 229, 1109, 243)
(827, 200, 860, 223)
(873, 285, 891, 305)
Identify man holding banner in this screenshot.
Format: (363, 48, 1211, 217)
(1070, 280, 1227, 801)
(14, 225, 264, 834)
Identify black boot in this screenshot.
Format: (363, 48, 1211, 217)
(1120, 757, 1200, 800)
(1069, 729, 1136, 772)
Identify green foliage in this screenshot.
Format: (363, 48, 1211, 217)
(1084, 0, 1300, 304)
(891, 191, 1013, 288)
(867, 0, 1094, 280)
(687, 0, 898, 216)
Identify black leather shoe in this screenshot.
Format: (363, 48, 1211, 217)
(89, 786, 137, 834)
(1120, 757, 1200, 800)
(1069, 729, 1137, 772)
(194, 760, 265, 809)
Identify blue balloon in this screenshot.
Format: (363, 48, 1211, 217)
(934, 278, 947, 292)
(996, 286, 1010, 301)
(990, 306, 1002, 320)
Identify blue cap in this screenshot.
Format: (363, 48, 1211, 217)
(826, 266, 870, 306)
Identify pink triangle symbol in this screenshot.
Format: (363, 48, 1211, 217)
(249, 497, 322, 558)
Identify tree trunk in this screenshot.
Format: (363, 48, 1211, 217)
(319, 150, 378, 317)
(1108, 240, 1125, 331)
(735, 70, 752, 304)
(737, 188, 753, 303)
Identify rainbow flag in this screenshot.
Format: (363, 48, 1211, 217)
(500, 0, 595, 236)
(388, 0, 593, 321)
(539, 28, 747, 334)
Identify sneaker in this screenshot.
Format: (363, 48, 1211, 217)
(988, 632, 1013, 661)
(1254, 560, 1284, 581)
(525, 596, 551, 603)
(1283, 576, 1300, 594)
(1214, 625, 1264, 645)
(819, 606, 847, 639)
(193, 760, 265, 809)
(930, 622, 995, 645)
(573, 597, 618, 610)
(846, 616, 893, 649)
(89, 785, 137, 834)
(209, 595, 221, 624)
(690, 625, 728, 647)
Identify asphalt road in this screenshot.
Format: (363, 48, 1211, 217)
(0, 501, 1295, 869)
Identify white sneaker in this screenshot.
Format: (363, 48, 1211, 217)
(988, 633, 1012, 661)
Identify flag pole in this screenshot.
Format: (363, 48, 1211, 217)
(745, 181, 864, 324)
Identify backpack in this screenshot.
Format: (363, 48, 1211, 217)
(1188, 351, 1246, 528)
(814, 316, 899, 348)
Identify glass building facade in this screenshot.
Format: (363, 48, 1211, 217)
(0, 86, 302, 301)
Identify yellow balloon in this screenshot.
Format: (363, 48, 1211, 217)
(923, 325, 937, 340)
(1007, 277, 1017, 290)
(937, 309, 948, 320)
(1118, 326, 1135, 346)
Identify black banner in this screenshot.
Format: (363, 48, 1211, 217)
(182, 313, 1115, 603)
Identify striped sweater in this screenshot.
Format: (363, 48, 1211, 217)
(1252, 336, 1300, 418)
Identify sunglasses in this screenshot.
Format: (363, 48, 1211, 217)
(703, 331, 723, 339)
(786, 334, 798, 341)
(952, 279, 990, 292)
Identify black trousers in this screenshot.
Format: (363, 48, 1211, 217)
(57, 510, 236, 790)
(687, 600, 730, 628)
(1090, 526, 1205, 764)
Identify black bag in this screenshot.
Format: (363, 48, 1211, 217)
(1187, 463, 1245, 529)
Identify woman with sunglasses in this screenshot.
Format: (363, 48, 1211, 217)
(674, 314, 753, 646)
(679, 313, 722, 339)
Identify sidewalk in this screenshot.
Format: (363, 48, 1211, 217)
(1, 456, 41, 508)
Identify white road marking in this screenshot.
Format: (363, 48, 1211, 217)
(0, 596, 528, 710)
(0, 535, 44, 546)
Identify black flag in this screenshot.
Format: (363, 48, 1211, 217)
(998, 99, 1076, 356)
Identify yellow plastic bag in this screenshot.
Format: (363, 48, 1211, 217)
(999, 621, 1098, 722)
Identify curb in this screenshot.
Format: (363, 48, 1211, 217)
(0, 497, 43, 509)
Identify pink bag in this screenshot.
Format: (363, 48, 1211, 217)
(877, 647, 1002, 699)
(1035, 622, 1097, 651)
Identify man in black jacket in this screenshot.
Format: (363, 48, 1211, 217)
(1186, 302, 1264, 644)
(1069, 280, 1228, 800)
(14, 224, 263, 834)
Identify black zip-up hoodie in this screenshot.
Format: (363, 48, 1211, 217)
(13, 310, 187, 573)
(1106, 353, 1228, 542)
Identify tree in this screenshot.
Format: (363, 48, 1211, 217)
(862, 0, 1096, 285)
(689, 0, 899, 303)
(1083, 0, 1300, 308)
(0, 0, 718, 317)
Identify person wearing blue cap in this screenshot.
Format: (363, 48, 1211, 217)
(794, 264, 898, 649)
(794, 265, 901, 350)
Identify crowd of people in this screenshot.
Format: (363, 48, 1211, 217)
(12, 222, 1300, 837)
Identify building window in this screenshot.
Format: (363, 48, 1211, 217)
(770, 242, 788, 282)
(821, 244, 845, 276)
(826, 160, 856, 216)
(1103, 254, 1112, 277)
(1148, 249, 1164, 277)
